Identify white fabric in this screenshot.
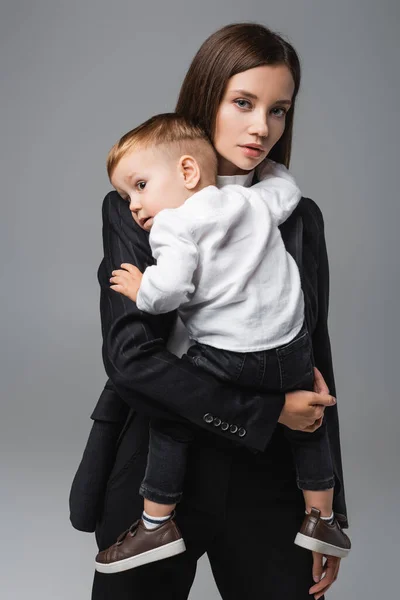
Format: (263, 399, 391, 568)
(137, 160, 304, 352)
(216, 169, 254, 188)
(165, 172, 255, 357)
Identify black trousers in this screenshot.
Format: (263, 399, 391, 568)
(140, 322, 334, 505)
(92, 413, 322, 600)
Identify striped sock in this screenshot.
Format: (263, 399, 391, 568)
(142, 510, 172, 530)
(321, 511, 335, 524)
(305, 510, 334, 524)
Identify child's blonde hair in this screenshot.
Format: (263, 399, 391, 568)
(107, 113, 218, 183)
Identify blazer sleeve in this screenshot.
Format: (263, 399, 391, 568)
(97, 191, 285, 452)
(310, 204, 336, 396)
(310, 201, 348, 526)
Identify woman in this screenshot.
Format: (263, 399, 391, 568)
(73, 22, 348, 600)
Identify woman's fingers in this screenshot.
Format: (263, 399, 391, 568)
(302, 416, 323, 433)
(309, 555, 341, 599)
(310, 392, 336, 423)
(312, 551, 324, 583)
(311, 392, 336, 408)
(280, 390, 336, 431)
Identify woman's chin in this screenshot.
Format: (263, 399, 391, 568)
(233, 156, 265, 173)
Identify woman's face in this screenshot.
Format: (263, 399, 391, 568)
(214, 65, 295, 175)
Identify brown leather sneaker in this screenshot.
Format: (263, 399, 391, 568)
(95, 516, 186, 574)
(294, 507, 351, 558)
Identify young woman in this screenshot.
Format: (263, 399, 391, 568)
(72, 22, 348, 600)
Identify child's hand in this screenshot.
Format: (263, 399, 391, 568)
(109, 263, 143, 303)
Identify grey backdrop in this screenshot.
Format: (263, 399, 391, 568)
(1, 0, 399, 598)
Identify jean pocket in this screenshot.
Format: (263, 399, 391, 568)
(276, 328, 313, 391)
(190, 346, 245, 384)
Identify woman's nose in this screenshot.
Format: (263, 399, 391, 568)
(248, 113, 269, 138)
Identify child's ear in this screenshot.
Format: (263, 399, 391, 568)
(179, 155, 201, 189)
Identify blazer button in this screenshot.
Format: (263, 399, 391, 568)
(238, 427, 247, 437)
(221, 422, 229, 431)
(213, 417, 222, 427)
(229, 424, 238, 434)
(203, 413, 214, 424)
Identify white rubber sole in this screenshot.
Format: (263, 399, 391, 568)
(294, 533, 350, 558)
(95, 538, 186, 574)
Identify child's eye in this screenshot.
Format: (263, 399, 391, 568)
(234, 98, 252, 110)
(136, 181, 146, 191)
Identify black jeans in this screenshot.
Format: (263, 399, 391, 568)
(93, 418, 320, 600)
(140, 322, 334, 505)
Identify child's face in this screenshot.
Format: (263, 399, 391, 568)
(111, 146, 188, 231)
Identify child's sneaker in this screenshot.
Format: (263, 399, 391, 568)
(294, 507, 351, 558)
(95, 515, 186, 574)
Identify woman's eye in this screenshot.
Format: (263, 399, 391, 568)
(272, 107, 287, 118)
(234, 99, 252, 109)
(136, 181, 146, 191)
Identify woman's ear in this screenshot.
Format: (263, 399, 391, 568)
(179, 155, 201, 189)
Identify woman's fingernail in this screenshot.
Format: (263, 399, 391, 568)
(313, 575, 320, 582)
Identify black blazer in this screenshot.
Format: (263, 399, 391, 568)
(69, 187, 348, 531)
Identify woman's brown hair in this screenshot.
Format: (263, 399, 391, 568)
(175, 23, 301, 168)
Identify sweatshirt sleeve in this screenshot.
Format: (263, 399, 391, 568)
(251, 159, 302, 225)
(136, 209, 199, 314)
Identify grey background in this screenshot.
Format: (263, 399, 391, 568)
(1, 0, 398, 598)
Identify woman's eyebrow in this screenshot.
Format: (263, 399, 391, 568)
(230, 89, 292, 105)
(230, 89, 258, 100)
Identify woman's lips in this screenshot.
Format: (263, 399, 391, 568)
(239, 145, 264, 158)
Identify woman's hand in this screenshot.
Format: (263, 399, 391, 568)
(278, 366, 335, 432)
(310, 551, 341, 599)
(109, 263, 143, 303)
(278, 389, 335, 432)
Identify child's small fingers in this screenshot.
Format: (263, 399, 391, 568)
(111, 271, 131, 281)
(121, 263, 140, 274)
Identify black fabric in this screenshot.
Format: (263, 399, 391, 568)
(91, 420, 321, 600)
(69, 186, 347, 598)
(69, 190, 347, 532)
